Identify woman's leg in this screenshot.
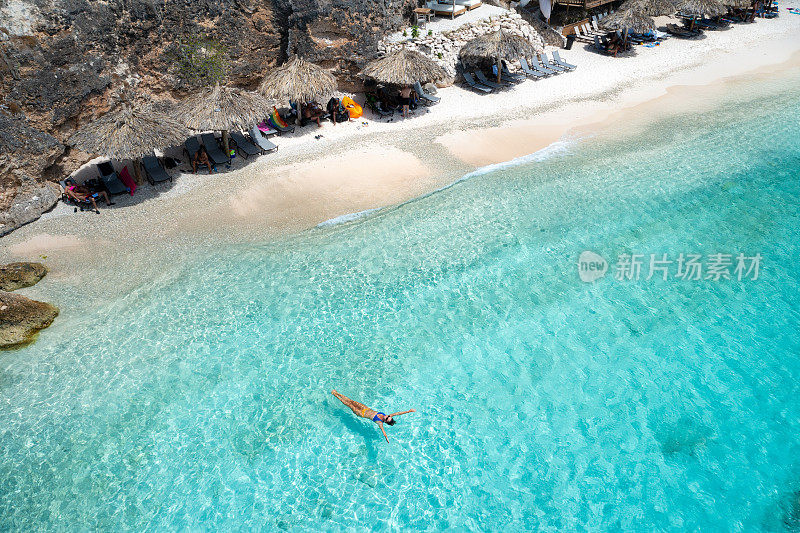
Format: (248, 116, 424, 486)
(332, 390, 368, 417)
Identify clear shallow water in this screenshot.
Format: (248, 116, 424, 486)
(2, 73, 800, 531)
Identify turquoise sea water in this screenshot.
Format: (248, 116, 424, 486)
(2, 72, 800, 531)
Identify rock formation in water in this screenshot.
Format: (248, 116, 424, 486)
(0, 0, 416, 233)
(0, 261, 58, 347)
(0, 290, 59, 348)
(0, 261, 48, 291)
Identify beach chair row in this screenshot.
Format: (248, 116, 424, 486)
(461, 52, 577, 94)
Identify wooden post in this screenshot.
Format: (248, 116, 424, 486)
(133, 159, 144, 185)
(222, 130, 230, 156)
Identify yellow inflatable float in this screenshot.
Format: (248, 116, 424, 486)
(342, 96, 363, 119)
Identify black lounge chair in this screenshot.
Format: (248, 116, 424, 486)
(249, 125, 278, 153)
(474, 70, 505, 89)
(519, 57, 549, 79)
(552, 51, 577, 70)
(413, 81, 441, 105)
(142, 155, 171, 184)
(229, 131, 261, 159)
(200, 133, 230, 167)
(461, 71, 492, 93)
(96, 161, 129, 195)
(185, 136, 201, 160)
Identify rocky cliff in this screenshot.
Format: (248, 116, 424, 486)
(0, 0, 415, 234)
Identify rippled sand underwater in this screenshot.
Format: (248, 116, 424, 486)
(2, 73, 800, 530)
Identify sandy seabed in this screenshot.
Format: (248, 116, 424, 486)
(2, 6, 800, 308)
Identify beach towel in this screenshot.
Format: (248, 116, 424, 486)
(119, 165, 137, 195)
(269, 108, 289, 129)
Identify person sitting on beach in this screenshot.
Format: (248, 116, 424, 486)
(63, 180, 114, 214)
(192, 145, 214, 174)
(332, 389, 415, 443)
(399, 86, 413, 119)
(303, 102, 324, 127)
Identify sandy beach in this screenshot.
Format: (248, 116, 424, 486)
(2, 7, 800, 306)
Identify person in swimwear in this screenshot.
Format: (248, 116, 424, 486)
(63, 179, 114, 214)
(332, 389, 415, 443)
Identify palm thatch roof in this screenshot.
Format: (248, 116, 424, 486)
(723, 0, 752, 7)
(69, 103, 191, 160)
(458, 30, 544, 66)
(259, 56, 337, 104)
(624, 0, 678, 16)
(174, 84, 274, 132)
(600, 6, 657, 33)
(362, 48, 448, 86)
(674, 0, 728, 16)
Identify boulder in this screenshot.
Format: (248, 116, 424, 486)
(0, 262, 48, 291)
(0, 291, 59, 348)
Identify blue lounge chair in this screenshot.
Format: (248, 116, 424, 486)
(462, 71, 492, 93)
(413, 81, 441, 105)
(519, 57, 549, 78)
(474, 70, 505, 89)
(552, 51, 577, 70)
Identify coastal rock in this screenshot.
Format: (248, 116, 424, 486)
(0, 113, 65, 235)
(0, 292, 59, 348)
(0, 0, 418, 235)
(0, 263, 48, 292)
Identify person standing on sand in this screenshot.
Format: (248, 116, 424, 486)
(399, 86, 413, 119)
(332, 389, 415, 443)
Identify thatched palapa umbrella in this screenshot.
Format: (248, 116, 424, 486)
(675, 0, 728, 19)
(624, 0, 678, 17)
(69, 103, 191, 183)
(600, 4, 657, 34)
(259, 56, 337, 125)
(459, 30, 543, 83)
(362, 48, 448, 87)
(174, 83, 274, 153)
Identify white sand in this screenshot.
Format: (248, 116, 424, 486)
(1, 6, 799, 305)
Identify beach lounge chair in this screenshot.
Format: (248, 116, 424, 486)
(533, 55, 562, 75)
(499, 62, 526, 83)
(475, 70, 506, 89)
(201, 133, 230, 166)
(537, 53, 568, 73)
(60, 178, 97, 212)
(461, 71, 492, 93)
(519, 57, 549, 79)
(258, 122, 279, 137)
(229, 131, 261, 159)
(454, 0, 482, 9)
(96, 161, 129, 196)
(249, 125, 278, 153)
(184, 136, 201, 162)
(142, 155, 171, 185)
(426, 0, 467, 17)
(413, 81, 441, 105)
(552, 51, 577, 70)
(573, 25, 594, 43)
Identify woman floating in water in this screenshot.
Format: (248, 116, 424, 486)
(332, 389, 415, 443)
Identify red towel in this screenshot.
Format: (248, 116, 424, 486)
(119, 166, 136, 195)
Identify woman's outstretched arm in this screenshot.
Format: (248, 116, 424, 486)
(388, 409, 416, 417)
(379, 422, 390, 443)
